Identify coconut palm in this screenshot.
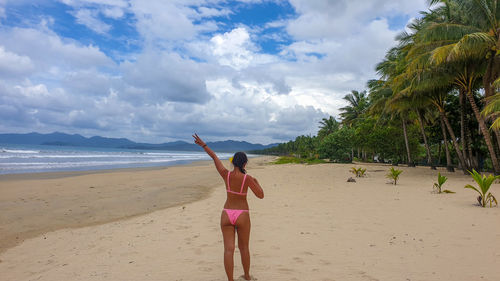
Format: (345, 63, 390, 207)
(318, 116, 340, 139)
(373, 46, 421, 166)
(465, 169, 499, 207)
(417, 0, 500, 173)
(387, 167, 403, 185)
(428, 0, 500, 100)
(396, 1, 498, 173)
(339, 90, 369, 127)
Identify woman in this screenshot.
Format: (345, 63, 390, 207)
(193, 134, 264, 281)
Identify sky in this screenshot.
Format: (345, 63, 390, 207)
(0, 0, 428, 144)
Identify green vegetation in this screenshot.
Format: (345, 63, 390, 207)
(273, 156, 326, 165)
(350, 167, 366, 177)
(433, 173, 455, 193)
(386, 167, 403, 185)
(464, 170, 499, 207)
(254, 1, 500, 175)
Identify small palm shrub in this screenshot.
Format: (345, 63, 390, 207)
(386, 167, 403, 185)
(464, 170, 499, 207)
(433, 172, 455, 193)
(350, 167, 366, 177)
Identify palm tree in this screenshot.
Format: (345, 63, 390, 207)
(416, 0, 500, 174)
(318, 116, 340, 139)
(386, 92, 416, 166)
(339, 90, 369, 127)
(427, 0, 500, 100)
(375, 46, 424, 167)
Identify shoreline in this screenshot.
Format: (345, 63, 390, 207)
(0, 159, 214, 181)
(0, 157, 274, 254)
(0, 156, 275, 254)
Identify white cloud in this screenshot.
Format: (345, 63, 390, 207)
(0, 0, 431, 143)
(0, 46, 34, 77)
(60, 0, 128, 8)
(101, 6, 124, 19)
(286, 0, 426, 39)
(197, 6, 232, 18)
(0, 26, 113, 78)
(73, 8, 112, 34)
(211, 27, 255, 70)
(129, 1, 215, 42)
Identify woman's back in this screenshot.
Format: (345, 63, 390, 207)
(224, 170, 250, 210)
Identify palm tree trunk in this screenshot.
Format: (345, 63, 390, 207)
(483, 52, 495, 99)
(402, 117, 413, 167)
(440, 115, 453, 172)
(466, 126, 478, 170)
(416, 110, 433, 167)
(459, 89, 470, 170)
(438, 141, 442, 166)
(494, 130, 500, 152)
(466, 90, 500, 174)
(440, 111, 468, 174)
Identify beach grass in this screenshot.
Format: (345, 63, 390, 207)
(272, 156, 326, 165)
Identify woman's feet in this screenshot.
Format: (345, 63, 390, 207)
(236, 274, 255, 280)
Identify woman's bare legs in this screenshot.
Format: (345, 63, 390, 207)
(221, 211, 252, 281)
(221, 212, 236, 281)
(236, 213, 251, 280)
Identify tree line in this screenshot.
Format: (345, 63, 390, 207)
(256, 0, 500, 174)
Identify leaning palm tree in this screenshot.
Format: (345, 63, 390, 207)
(415, 0, 500, 172)
(398, 2, 499, 174)
(403, 68, 469, 173)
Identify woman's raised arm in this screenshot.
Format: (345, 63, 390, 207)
(193, 133, 227, 177)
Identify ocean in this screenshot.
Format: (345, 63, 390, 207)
(0, 144, 232, 175)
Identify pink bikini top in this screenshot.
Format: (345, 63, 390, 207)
(226, 171, 247, 195)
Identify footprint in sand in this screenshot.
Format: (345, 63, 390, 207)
(293, 257, 304, 263)
(320, 259, 331, 265)
(277, 266, 294, 273)
(198, 266, 212, 272)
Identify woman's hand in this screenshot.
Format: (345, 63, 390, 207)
(192, 133, 207, 148)
(193, 133, 226, 177)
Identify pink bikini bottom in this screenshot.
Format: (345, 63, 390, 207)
(223, 209, 249, 225)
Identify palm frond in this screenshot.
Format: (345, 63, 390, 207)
(431, 44, 456, 65)
(482, 93, 500, 129)
(417, 22, 480, 42)
(449, 32, 495, 60)
(493, 77, 500, 89)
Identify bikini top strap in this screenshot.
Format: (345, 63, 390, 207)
(240, 174, 247, 193)
(226, 171, 231, 191)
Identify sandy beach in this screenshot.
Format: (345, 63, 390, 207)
(1, 157, 499, 281)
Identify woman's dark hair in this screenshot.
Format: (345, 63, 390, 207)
(232, 152, 248, 174)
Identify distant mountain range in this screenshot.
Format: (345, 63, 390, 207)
(0, 132, 278, 152)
